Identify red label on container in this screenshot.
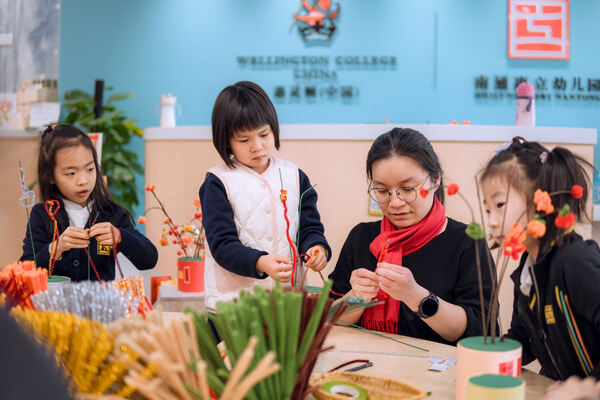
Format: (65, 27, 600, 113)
(499, 360, 514, 375)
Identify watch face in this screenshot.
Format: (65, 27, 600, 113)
(422, 296, 439, 317)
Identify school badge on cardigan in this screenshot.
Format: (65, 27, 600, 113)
(545, 304, 556, 324)
(97, 242, 111, 255)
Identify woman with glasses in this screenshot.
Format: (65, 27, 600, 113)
(329, 127, 495, 345)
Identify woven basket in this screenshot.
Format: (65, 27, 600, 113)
(310, 371, 427, 400)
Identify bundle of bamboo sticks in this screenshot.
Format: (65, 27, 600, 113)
(107, 312, 279, 400)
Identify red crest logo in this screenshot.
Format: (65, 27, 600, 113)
(292, 0, 340, 41)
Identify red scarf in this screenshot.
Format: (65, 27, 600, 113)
(361, 198, 446, 333)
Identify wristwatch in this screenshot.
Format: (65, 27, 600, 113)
(416, 291, 439, 319)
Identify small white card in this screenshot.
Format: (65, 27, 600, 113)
(444, 358, 457, 366)
(428, 356, 445, 363)
(429, 363, 449, 372)
(29, 102, 60, 127)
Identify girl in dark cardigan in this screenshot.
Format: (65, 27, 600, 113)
(20, 124, 157, 281)
(481, 137, 600, 380)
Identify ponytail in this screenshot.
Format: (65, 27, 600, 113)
(482, 137, 593, 254)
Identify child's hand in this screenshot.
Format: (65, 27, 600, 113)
(88, 223, 121, 246)
(304, 245, 327, 272)
(256, 254, 292, 283)
(348, 268, 379, 300)
(55, 227, 90, 258)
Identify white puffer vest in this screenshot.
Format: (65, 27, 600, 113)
(204, 156, 301, 311)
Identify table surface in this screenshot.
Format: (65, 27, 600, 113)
(163, 311, 553, 399)
(154, 284, 206, 313)
(316, 325, 553, 400)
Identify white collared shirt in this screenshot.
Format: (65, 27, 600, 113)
(519, 254, 534, 296)
(62, 198, 92, 228)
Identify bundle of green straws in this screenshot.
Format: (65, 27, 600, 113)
(185, 280, 368, 399)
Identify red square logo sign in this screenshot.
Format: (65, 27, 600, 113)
(508, 0, 569, 59)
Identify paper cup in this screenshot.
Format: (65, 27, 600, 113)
(47, 275, 71, 291)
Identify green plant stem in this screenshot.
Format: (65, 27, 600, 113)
(336, 320, 429, 352)
(474, 177, 493, 341)
(453, 183, 488, 341)
(486, 179, 512, 342)
(20, 162, 38, 267)
(456, 191, 476, 223)
(473, 240, 487, 341)
(25, 203, 37, 268)
(297, 280, 332, 366)
(296, 184, 317, 249)
(486, 256, 507, 344)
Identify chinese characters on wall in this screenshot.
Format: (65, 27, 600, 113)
(236, 55, 397, 104)
(474, 74, 600, 103)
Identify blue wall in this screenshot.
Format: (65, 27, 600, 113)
(60, 1, 600, 218)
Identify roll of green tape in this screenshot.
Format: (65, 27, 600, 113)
(321, 380, 369, 399)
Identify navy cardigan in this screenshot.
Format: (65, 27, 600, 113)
(20, 202, 157, 281)
(199, 169, 331, 279)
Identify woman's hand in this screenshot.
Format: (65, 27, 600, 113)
(375, 262, 428, 311)
(55, 227, 90, 258)
(304, 245, 327, 272)
(88, 223, 121, 246)
(348, 268, 380, 300)
(256, 254, 293, 283)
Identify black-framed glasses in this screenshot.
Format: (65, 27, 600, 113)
(368, 174, 431, 204)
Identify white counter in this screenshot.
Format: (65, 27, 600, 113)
(0, 128, 40, 138)
(143, 124, 597, 144)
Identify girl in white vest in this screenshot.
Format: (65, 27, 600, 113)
(200, 81, 331, 312)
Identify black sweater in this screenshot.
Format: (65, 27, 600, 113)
(328, 218, 496, 345)
(20, 202, 157, 281)
(506, 233, 600, 379)
(199, 169, 331, 279)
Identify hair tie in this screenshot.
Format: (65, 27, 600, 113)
(540, 151, 548, 164)
(44, 124, 56, 137)
(495, 142, 511, 153)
